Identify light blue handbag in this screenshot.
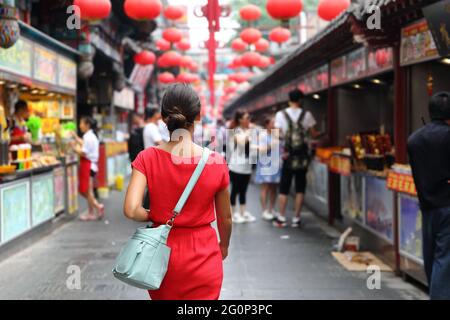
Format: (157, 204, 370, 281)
(112, 148, 210, 290)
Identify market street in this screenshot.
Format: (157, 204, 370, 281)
(0, 183, 428, 300)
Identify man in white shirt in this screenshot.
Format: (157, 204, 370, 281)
(273, 89, 318, 228)
(143, 107, 163, 149)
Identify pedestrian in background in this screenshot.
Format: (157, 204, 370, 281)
(408, 91, 450, 300)
(143, 107, 163, 149)
(274, 89, 318, 228)
(254, 116, 281, 221)
(128, 112, 145, 162)
(123, 83, 232, 300)
(71, 116, 104, 221)
(228, 110, 256, 224)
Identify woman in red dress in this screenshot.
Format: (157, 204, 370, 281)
(123, 84, 232, 300)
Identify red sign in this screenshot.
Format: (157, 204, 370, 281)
(386, 171, 417, 196)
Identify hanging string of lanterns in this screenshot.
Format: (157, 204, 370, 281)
(269, 27, 291, 44)
(163, 5, 184, 21)
(239, 4, 262, 22)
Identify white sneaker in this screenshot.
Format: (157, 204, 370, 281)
(272, 215, 287, 227)
(262, 210, 274, 221)
(232, 212, 246, 224)
(292, 217, 302, 228)
(243, 211, 256, 222)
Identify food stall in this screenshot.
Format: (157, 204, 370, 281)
(95, 87, 133, 193)
(0, 29, 78, 246)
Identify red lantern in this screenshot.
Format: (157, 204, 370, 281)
(375, 49, 388, 67)
(156, 39, 171, 51)
(232, 56, 243, 68)
(188, 61, 199, 72)
(239, 4, 262, 21)
(240, 28, 262, 45)
(255, 38, 270, 52)
(163, 5, 184, 20)
(269, 56, 276, 65)
(231, 38, 247, 52)
(317, 0, 350, 22)
(266, 0, 303, 20)
(241, 51, 261, 67)
(160, 51, 182, 67)
(163, 28, 183, 43)
(269, 27, 291, 44)
(74, 0, 111, 21)
(176, 39, 191, 51)
(257, 56, 271, 69)
(134, 50, 156, 65)
(158, 72, 175, 84)
(180, 56, 194, 68)
(124, 0, 162, 20)
(177, 73, 197, 83)
(229, 73, 248, 84)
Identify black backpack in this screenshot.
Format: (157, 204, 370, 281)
(283, 110, 310, 170)
(128, 127, 145, 162)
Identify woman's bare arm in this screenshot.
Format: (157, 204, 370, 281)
(215, 188, 232, 260)
(123, 169, 150, 222)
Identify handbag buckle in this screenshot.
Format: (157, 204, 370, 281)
(166, 211, 178, 227)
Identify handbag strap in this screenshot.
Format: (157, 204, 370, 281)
(167, 148, 210, 226)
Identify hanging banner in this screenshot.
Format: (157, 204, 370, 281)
(422, 0, 450, 57)
(400, 19, 440, 66)
(130, 65, 153, 92)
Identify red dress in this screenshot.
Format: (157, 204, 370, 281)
(132, 147, 230, 300)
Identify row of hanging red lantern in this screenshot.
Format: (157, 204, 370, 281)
(73, 1, 350, 26)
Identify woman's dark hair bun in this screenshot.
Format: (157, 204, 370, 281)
(166, 112, 188, 132)
(161, 83, 201, 132)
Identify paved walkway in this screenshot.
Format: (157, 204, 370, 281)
(0, 183, 428, 300)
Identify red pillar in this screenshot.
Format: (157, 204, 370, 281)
(327, 85, 339, 226)
(393, 44, 408, 273)
(393, 44, 408, 164)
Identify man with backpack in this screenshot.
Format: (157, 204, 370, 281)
(273, 89, 318, 228)
(128, 112, 145, 162)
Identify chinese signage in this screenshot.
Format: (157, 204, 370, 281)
(386, 171, 417, 196)
(130, 65, 153, 92)
(400, 19, 440, 66)
(423, 0, 450, 57)
(0, 38, 33, 78)
(58, 57, 77, 90)
(0, 36, 77, 91)
(34, 44, 58, 85)
(331, 47, 394, 86)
